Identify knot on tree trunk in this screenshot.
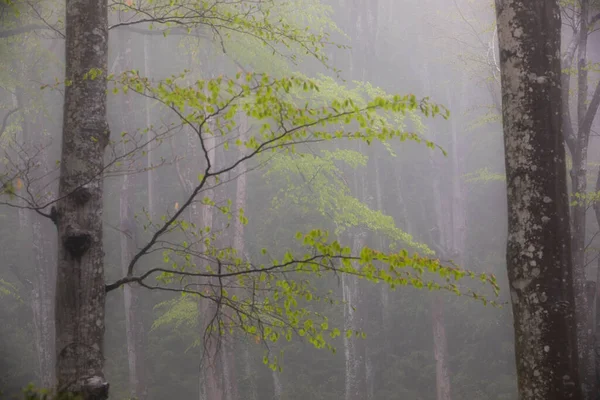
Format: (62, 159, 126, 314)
(63, 228, 92, 260)
(80, 376, 110, 400)
(71, 186, 92, 205)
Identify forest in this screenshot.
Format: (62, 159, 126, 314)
(0, 0, 598, 399)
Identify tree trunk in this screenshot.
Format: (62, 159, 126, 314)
(229, 114, 249, 400)
(14, 84, 56, 389)
(272, 368, 283, 399)
(343, 231, 367, 400)
(143, 33, 155, 218)
(116, 24, 148, 400)
(54, 0, 110, 397)
(197, 130, 222, 400)
(593, 166, 600, 399)
(242, 345, 258, 400)
(432, 295, 451, 400)
(495, 1, 582, 398)
(120, 171, 147, 400)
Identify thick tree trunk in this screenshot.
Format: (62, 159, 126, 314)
(54, 0, 109, 398)
(495, 1, 582, 398)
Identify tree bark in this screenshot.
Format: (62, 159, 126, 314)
(54, 0, 110, 398)
(495, 1, 582, 398)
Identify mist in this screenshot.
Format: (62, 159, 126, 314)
(2, 1, 598, 399)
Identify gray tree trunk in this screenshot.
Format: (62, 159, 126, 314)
(343, 231, 367, 400)
(495, 1, 582, 398)
(117, 24, 148, 400)
(197, 131, 222, 400)
(143, 33, 155, 218)
(13, 84, 56, 389)
(54, 0, 110, 398)
(120, 171, 147, 400)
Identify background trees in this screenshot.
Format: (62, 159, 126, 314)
(5, 0, 597, 399)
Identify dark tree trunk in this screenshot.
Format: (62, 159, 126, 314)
(495, 1, 581, 399)
(54, 0, 110, 398)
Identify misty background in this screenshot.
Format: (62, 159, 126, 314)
(2, 0, 599, 399)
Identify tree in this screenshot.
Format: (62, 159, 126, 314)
(1, 1, 504, 398)
(53, 0, 110, 397)
(494, 1, 582, 399)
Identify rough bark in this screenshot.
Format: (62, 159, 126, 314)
(31, 213, 56, 389)
(495, 1, 582, 398)
(54, 0, 110, 398)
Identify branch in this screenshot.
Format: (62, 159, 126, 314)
(0, 107, 19, 139)
(580, 79, 600, 140)
(113, 25, 208, 39)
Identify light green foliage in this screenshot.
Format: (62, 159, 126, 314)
(0, 278, 20, 300)
(110, 0, 340, 69)
(110, 70, 446, 152)
(104, 67, 499, 368)
(265, 150, 430, 253)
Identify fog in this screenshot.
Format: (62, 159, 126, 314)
(3, 1, 594, 399)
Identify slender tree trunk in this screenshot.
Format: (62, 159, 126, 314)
(55, 0, 110, 398)
(431, 295, 451, 400)
(229, 114, 249, 400)
(593, 166, 600, 398)
(143, 34, 155, 218)
(272, 368, 283, 400)
(120, 171, 147, 400)
(242, 345, 258, 400)
(116, 25, 148, 400)
(566, 2, 595, 396)
(343, 231, 367, 400)
(495, 1, 582, 398)
(14, 84, 56, 389)
(197, 130, 222, 400)
(429, 172, 452, 400)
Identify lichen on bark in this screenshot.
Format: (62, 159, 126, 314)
(495, 0, 582, 399)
